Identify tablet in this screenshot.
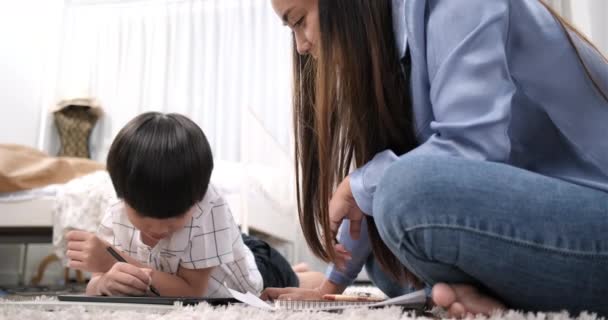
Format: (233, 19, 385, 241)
(57, 295, 240, 306)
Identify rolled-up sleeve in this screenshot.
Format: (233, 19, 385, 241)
(350, 150, 399, 216)
(326, 219, 372, 286)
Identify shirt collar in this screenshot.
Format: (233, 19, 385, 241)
(392, 0, 408, 59)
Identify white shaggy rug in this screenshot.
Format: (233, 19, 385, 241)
(0, 297, 605, 320)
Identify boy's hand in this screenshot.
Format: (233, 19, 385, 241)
(97, 263, 153, 296)
(66, 230, 114, 273)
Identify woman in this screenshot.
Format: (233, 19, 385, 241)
(263, 0, 608, 317)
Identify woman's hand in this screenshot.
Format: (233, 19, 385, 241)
(260, 287, 323, 301)
(96, 263, 154, 296)
(333, 243, 352, 271)
(66, 230, 114, 273)
(329, 176, 365, 240)
(262, 279, 347, 301)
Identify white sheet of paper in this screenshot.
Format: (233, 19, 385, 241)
(368, 289, 426, 307)
(227, 288, 274, 310)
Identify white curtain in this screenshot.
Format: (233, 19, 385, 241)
(546, 0, 608, 55)
(39, 0, 293, 162)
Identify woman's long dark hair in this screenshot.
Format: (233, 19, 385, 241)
(293, 0, 419, 284)
(292, 0, 608, 286)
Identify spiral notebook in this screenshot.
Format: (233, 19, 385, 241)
(227, 288, 427, 311)
(57, 295, 238, 306)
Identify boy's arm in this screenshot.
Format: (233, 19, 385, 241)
(86, 273, 105, 295)
(86, 262, 214, 297)
(66, 231, 116, 273)
(103, 250, 215, 297)
(66, 230, 153, 273)
(86, 263, 152, 296)
(67, 208, 122, 273)
(148, 265, 214, 297)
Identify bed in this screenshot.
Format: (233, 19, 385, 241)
(0, 186, 59, 285)
(0, 186, 57, 243)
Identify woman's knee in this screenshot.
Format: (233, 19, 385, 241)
(372, 154, 464, 241)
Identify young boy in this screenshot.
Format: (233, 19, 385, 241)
(65, 112, 301, 297)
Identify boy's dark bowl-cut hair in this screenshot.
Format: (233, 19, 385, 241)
(107, 112, 213, 219)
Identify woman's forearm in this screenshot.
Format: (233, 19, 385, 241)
(318, 279, 347, 295)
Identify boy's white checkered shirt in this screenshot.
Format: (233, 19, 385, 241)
(97, 184, 263, 298)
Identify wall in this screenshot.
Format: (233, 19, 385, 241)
(0, 0, 64, 286)
(583, 0, 608, 55)
(557, 0, 608, 55)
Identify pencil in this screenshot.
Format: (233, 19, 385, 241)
(106, 246, 161, 296)
(322, 294, 384, 302)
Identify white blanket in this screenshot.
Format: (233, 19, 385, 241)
(52, 171, 116, 263)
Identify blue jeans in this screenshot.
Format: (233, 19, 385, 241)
(364, 253, 418, 298)
(371, 154, 608, 315)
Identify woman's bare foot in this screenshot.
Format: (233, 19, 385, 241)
(432, 283, 506, 318)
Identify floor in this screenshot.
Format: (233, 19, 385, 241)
(0, 283, 86, 301)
